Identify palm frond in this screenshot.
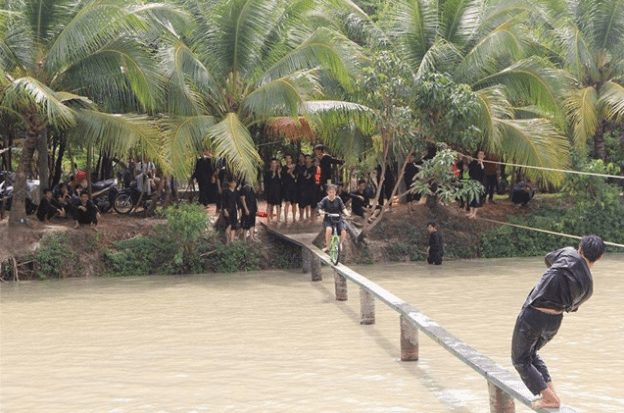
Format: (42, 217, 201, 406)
(599, 80, 624, 123)
(161, 115, 218, 179)
(46, 0, 134, 74)
(69, 110, 168, 173)
(3, 76, 76, 127)
(304, 100, 377, 158)
(160, 40, 224, 116)
(389, 0, 438, 69)
(205, 113, 263, 185)
(564, 86, 598, 151)
(555, 26, 596, 81)
(593, 0, 624, 52)
(258, 27, 364, 91)
(495, 117, 570, 185)
(473, 56, 570, 127)
(52, 38, 165, 113)
(240, 76, 309, 125)
(454, 18, 525, 84)
(440, 0, 480, 45)
(474, 86, 514, 150)
(207, 0, 283, 79)
(414, 38, 462, 79)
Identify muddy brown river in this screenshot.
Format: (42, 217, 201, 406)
(1, 254, 622, 412)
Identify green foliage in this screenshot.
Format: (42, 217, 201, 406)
(213, 241, 260, 273)
(561, 155, 622, 208)
(33, 232, 77, 279)
(481, 201, 624, 258)
(413, 145, 484, 204)
(102, 235, 179, 276)
(266, 234, 302, 269)
(160, 203, 212, 256)
(412, 73, 482, 149)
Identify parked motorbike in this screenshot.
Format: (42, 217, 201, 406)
(89, 179, 118, 213)
(0, 172, 39, 214)
(112, 173, 153, 214)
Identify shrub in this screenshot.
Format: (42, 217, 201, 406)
(102, 235, 178, 276)
(33, 232, 77, 279)
(213, 241, 260, 273)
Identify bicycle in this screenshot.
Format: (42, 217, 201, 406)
(324, 212, 342, 265)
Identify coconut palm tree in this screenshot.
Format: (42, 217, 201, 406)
(387, 0, 574, 184)
(0, 0, 185, 226)
(159, 0, 376, 183)
(540, 0, 624, 159)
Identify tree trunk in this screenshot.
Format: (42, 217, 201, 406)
(357, 149, 414, 243)
(51, 135, 66, 188)
(37, 128, 49, 196)
(593, 120, 607, 160)
(8, 130, 40, 226)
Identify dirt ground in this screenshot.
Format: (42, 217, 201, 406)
(0, 196, 544, 279)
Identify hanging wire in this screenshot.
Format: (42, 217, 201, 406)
(478, 218, 624, 249)
(458, 153, 624, 180)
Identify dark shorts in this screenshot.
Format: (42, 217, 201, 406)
(323, 218, 345, 234)
(224, 210, 238, 228)
(240, 212, 256, 229)
(266, 188, 282, 206)
(299, 189, 315, 208)
(283, 189, 298, 204)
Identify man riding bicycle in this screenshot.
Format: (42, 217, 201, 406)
(317, 184, 350, 252)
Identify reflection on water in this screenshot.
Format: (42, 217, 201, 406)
(1, 254, 622, 413)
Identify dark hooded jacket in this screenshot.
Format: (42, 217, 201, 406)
(523, 247, 593, 313)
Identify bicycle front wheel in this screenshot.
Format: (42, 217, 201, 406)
(329, 234, 341, 265)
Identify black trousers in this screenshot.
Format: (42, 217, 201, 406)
(511, 306, 563, 395)
(427, 253, 442, 265)
(485, 174, 498, 200)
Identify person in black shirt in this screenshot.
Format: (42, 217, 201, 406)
(74, 191, 99, 229)
(313, 144, 343, 189)
(467, 149, 486, 219)
(511, 236, 605, 409)
(222, 177, 240, 244)
(298, 155, 316, 221)
(403, 153, 420, 206)
(37, 188, 66, 222)
(239, 182, 257, 242)
(426, 221, 443, 265)
(317, 184, 350, 252)
(281, 154, 298, 225)
(191, 149, 215, 207)
(349, 179, 371, 218)
(265, 158, 282, 223)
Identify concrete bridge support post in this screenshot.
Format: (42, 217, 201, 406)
(311, 254, 322, 282)
(360, 288, 375, 325)
(334, 271, 348, 301)
(488, 382, 515, 413)
(400, 315, 419, 361)
(302, 248, 311, 274)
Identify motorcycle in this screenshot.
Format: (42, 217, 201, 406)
(89, 179, 118, 213)
(112, 173, 153, 214)
(0, 172, 39, 214)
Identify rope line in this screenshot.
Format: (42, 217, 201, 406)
(478, 217, 624, 249)
(459, 154, 624, 180)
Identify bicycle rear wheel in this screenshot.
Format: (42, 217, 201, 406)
(329, 234, 341, 265)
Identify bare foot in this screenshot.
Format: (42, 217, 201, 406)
(74, 222, 80, 229)
(531, 386, 560, 409)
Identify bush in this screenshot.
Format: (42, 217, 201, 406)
(33, 232, 77, 279)
(102, 235, 178, 276)
(481, 200, 624, 258)
(213, 241, 260, 273)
